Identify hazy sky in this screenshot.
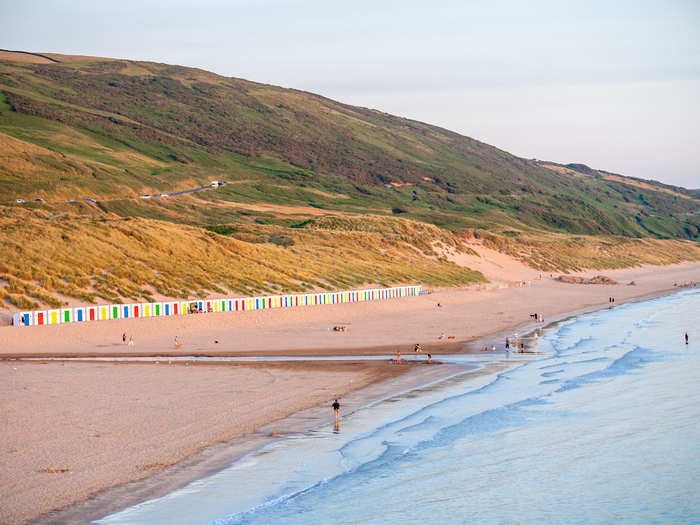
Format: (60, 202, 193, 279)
(3, 0, 699, 187)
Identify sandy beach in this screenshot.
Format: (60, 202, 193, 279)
(1, 360, 412, 524)
(1, 261, 698, 358)
(1, 260, 699, 523)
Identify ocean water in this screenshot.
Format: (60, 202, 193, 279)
(99, 290, 699, 525)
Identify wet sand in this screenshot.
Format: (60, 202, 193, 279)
(0, 261, 698, 523)
(1, 359, 415, 524)
(33, 361, 469, 525)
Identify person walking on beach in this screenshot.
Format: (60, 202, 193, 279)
(332, 399, 340, 429)
(396, 350, 402, 364)
(686, 332, 689, 345)
(505, 337, 510, 349)
(122, 333, 126, 344)
(128, 335, 134, 347)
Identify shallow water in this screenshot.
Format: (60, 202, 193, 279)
(98, 290, 700, 525)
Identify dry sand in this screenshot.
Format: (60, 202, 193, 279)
(1, 262, 698, 358)
(1, 259, 698, 523)
(0, 360, 406, 524)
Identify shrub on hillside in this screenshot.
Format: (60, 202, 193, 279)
(7, 294, 39, 309)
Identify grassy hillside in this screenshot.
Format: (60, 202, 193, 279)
(0, 51, 698, 311)
(0, 52, 698, 238)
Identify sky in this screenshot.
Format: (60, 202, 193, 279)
(2, 0, 699, 188)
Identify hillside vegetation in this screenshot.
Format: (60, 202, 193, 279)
(477, 230, 699, 273)
(0, 209, 486, 310)
(0, 51, 698, 311)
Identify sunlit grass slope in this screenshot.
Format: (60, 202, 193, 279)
(0, 51, 699, 311)
(479, 230, 700, 273)
(0, 208, 485, 309)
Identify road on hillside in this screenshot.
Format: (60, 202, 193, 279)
(13, 181, 227, 205)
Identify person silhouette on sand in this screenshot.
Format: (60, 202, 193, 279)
(686, 332, 689, 345)
(332, 399, 340, 430)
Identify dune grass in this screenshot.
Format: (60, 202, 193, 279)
(479, 230, 700, 272)
(0, 208, 486, 310)
(2, 208, 699, 311)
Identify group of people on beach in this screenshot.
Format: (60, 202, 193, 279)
(333, 316, 696, 433)
(673, 281, 697, 288)
(529, 312, 545, 322)
(121, 333, 134, 346)
(394, 346, 432, 364)
(504, 336, 526, 352)
(414, 343, 432, 363)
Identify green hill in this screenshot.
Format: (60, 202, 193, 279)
(1, 51, 698, 237)
(0, 51, 698, 310)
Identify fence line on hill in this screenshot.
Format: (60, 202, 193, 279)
(11, 285, 421, 327)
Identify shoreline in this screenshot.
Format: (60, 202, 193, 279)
(2, 263, 698, 360)
(34, 361, 484, 525)
(464, 284, 694, 353)
(5, 281, 692, 362)
(34, 285, 691, 524)
(2, 261, 697, 524)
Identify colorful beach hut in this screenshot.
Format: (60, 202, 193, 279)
(46, 309, 61, 325)
(98, 306, 109, 321)
(86, 306, 98, 321)
(14, 285, 423, 328)
(74, 307, 86, 322)
(109, 305, 120, 320)
(33, 310, 47, 325)
(17, 311, 33, 326)
(61, 308, 73, 323)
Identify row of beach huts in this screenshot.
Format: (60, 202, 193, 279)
(12, 285, 421, 327)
